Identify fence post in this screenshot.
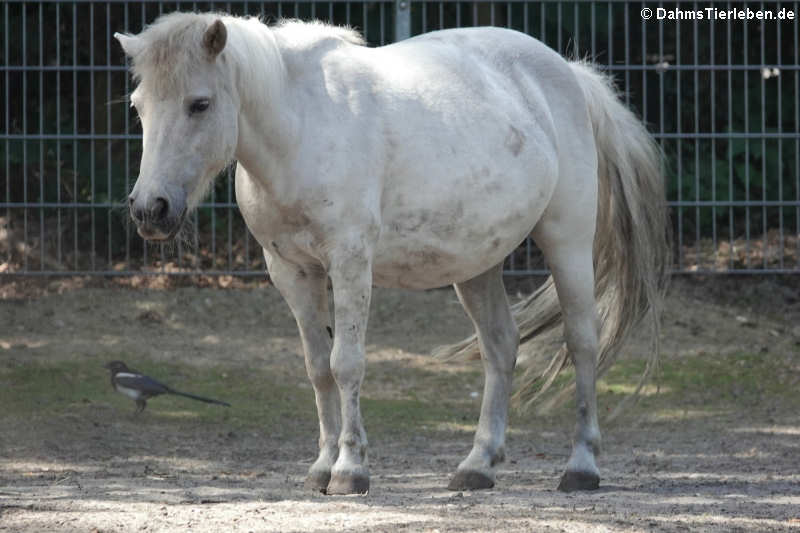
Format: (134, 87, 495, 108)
(395, 0, 411, 41)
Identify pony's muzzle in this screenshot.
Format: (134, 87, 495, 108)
(129, 193, 184, 240)
(130, 195, 168, 223)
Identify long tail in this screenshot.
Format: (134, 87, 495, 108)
(435, 61, 671, 417)
(168, 388, 231, 407)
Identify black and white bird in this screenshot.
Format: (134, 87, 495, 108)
(104, 360, 231, 413)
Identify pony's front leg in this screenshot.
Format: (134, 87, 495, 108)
(264, 251, 341, 492)
(325, 247, 373, 495)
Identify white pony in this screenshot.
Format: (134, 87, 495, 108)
(116, 13, 669, 495)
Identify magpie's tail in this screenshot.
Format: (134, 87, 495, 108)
(167, 388, 231, 407)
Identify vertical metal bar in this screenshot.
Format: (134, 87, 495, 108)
(573, 1, 578, 54)
(796, 1, 799, 268)
(23, 4, 28, 272)
(422, 0, 427, 33)
(623, 2, 629, 105)
(378, 2, 386, 46)
(693, 2, 699, 267)
(556, 1, 561, 53)
(74, 2, 79, 270)
(394, 0, 411, 42)
(158, 0, 166, 275)
(607, 2, 611, 67)
(3, 2, 8, 269)
(91, 3, 96, 271)
(641, 5, 646, 123)
(143, 2, 149, 269)
(39, 2, 44, 271)
(590, 0, 594, 58)
(227, 165, 232, 270)
(56, 2, 62, 267)
(710, 6, 717, 268)
(362, 2, 367, 46)
(776, 10, 783, 269)
(193, 207, 199, 271)
(125, 1, 131, 269)
(540, 2, 544, 43)
(107, 2, 113, 270)
(676, 4, 682, 270)
(727, 0, 733, 270)
(380, 1, 385, 44)
(760, 1, 767, 269)
(522, 2, 528, 36)
(744, 6, 750, 269)
(211, 186, 216, 272)
(439, 2, 444, 30)
(658, 0, 665, 264)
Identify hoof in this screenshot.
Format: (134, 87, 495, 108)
(305, 470, 331, 493)
(557, 470, 600, 492)
(326, 473, 370, 495)
(447, 470, 495, 491)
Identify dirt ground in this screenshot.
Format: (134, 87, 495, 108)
(1, 275, 799, 532)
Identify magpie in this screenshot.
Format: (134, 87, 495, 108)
(104, 361, 231, 413)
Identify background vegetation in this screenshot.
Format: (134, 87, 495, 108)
(1, 1, 797, 272)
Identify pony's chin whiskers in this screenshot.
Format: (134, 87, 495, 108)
(174, 214, 197, 254)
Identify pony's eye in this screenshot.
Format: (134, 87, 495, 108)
(189, 98, 210, 115)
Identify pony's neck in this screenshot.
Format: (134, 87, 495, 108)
(227, 19, 298, 179)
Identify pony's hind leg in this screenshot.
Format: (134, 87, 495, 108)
(264, 250, 341, 493)
(448, 264, 519, 490)
(532, 226, 601, 492)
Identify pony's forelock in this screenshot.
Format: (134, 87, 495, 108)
(127, 12, 225, 96)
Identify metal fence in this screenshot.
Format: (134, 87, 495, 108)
(1, 0, 798, 277)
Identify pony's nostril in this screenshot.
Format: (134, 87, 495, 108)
(151, 197, 169, 221)
(131, 204, 145, 224)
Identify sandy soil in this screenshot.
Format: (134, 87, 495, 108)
(1, 276, 799, 532)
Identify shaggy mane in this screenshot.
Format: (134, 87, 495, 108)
(122, 13, 364, 97)
(274, 18, 366, 48)
(125, 12, 221, 93)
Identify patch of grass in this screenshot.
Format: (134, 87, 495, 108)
(0, 356, 480, 441)
(2, 351, 797, 442)
(506, 351, 800, 426)
(363, 396, 472, 436)
(602, 352, 799, 408)
(0, 357, 319, 435)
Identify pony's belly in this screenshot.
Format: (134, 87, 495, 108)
(372, 205, 545, 289)
(372, 244, 508, 289)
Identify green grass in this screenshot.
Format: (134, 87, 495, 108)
(1, 351, 797, 438)
(507, 351, 800, 426)
(0, 358, 317, 432)
(593, 352, 800, 422)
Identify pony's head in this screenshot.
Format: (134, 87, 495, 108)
(116, 14, 239, 240)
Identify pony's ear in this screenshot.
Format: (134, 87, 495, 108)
(114, 32, 143, 57)
(203, 19, 227, 58)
